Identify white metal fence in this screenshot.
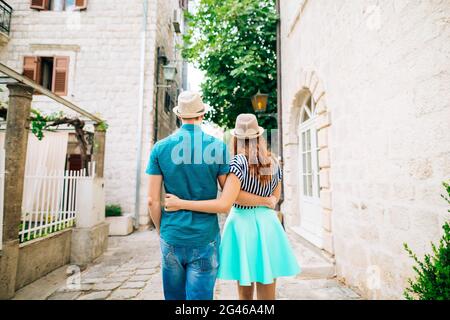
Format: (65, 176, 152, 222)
(19, 162, 96, 243)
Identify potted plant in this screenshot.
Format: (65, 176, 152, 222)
(105, 204, 134, 236)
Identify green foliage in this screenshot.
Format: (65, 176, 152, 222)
(442, 182, 450, 213)
(30, 109, 64, 140)
(30, 109, 47, 140)
(403, 182, 450, 300)
(105, 204, 122, 217)
(96, 120, 109, 132)
(182, 0, 278, 130)
(18, 220, 73, 244)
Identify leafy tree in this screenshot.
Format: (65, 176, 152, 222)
(403, 182, 450, 300)
(182, 0, 278, 130)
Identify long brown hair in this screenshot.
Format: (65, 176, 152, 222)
(232, 135, 274, 185)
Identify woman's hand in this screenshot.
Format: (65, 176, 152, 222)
(164, 194, 183, 212)
(266, 195, 278, 209)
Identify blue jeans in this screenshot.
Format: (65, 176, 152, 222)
(160, 234, 220, 300)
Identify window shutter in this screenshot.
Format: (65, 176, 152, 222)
(30, 0, 50, 10)
(52, 56, 69, 96)
(23, 56, 41, 82)
(74, 0, 88, 10)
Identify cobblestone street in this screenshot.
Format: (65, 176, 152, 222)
(13, 229, 361, 300)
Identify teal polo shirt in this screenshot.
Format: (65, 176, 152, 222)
(146, 124, 230, 246)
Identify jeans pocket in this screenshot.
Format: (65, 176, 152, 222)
(160, 239, 178, 268)
(192, 241, 219, 272)
(163, 251, 179, 268)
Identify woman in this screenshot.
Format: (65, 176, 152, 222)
(165, 114, 300, 300)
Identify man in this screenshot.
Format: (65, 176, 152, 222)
(146, 91, 275, 300)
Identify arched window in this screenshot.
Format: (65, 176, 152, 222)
(300, 95, 317, 123)
(295, 91, 322, 247)
(299, 94, 320, 197)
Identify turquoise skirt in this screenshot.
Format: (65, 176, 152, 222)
(217, 206, 301, 286)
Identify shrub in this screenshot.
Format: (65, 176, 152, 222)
(403, 182, 450, 300)
(105, 204, 122, 217)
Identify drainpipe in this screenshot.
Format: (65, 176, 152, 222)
(276, 0, 284, 207)
(134, 0, 148, 229)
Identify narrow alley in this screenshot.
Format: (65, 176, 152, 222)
(13, 229, 361, 300)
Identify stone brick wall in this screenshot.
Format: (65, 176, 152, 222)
(280, 0, 450, 299)
(137, 0, 183, 226)
(0, 0, 182, 225)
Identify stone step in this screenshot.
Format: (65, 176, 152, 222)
(286, 230, 336, 280)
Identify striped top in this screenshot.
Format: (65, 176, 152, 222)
(229, 154, 283, 209)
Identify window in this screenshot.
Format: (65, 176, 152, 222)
(299, 93, 320, 198)
(179, 0, 189, 10)
(30, 0, 87, 11)
(164, 92, 172, 113)
(296, 90, 323, 247)
(23, 56, 70, 96)
(301, 129, 312, 196)
(40, 57, 54, 91)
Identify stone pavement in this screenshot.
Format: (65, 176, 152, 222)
(13, 229, 361, 300)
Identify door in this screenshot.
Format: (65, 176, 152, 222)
(294, 96, 323, 248)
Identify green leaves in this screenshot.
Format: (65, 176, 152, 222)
(30, 109, 48, 141)
(29, 109, 64, 140)
(96, 120, 109, 132)
(403, 182, 450, 300)
(183, 0, 278, 130)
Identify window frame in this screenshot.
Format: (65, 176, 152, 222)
(30, 0, 50, 10)
(298, 93, 320, 200)
(30, 0, 88, 11)
(22, 55, 70, 96)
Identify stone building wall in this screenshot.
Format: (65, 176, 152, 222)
(0, 0, 182, 225)
(280, 0, 450, 299)
(137, 0, 183, 226)
(154, 0, 182, 141)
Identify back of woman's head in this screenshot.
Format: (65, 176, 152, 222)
(231, 135, 274, 185)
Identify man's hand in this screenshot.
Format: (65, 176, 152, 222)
(164, 194, 183, 212)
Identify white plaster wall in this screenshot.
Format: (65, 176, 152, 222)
(0, 0, 181, 224)
(280, 0, 450, 299)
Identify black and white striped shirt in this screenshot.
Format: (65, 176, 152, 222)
(229, 154, 283, 209)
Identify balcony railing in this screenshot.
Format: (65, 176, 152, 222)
(0, 0, 12, 36)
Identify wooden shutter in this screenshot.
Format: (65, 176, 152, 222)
(30, 0, 50, 10)
(23, 56, 41, 82)
(52, 57, 69, 96)
(74, 0, 88, 10)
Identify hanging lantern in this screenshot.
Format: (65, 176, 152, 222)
(251, 90, 269, 113)
(163, 64, 177, 82)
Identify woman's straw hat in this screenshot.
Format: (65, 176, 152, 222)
(230, 113, 265, 139)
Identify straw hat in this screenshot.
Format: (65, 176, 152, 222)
(173, 91, 210, 118)
(230, 113, 265, 139)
